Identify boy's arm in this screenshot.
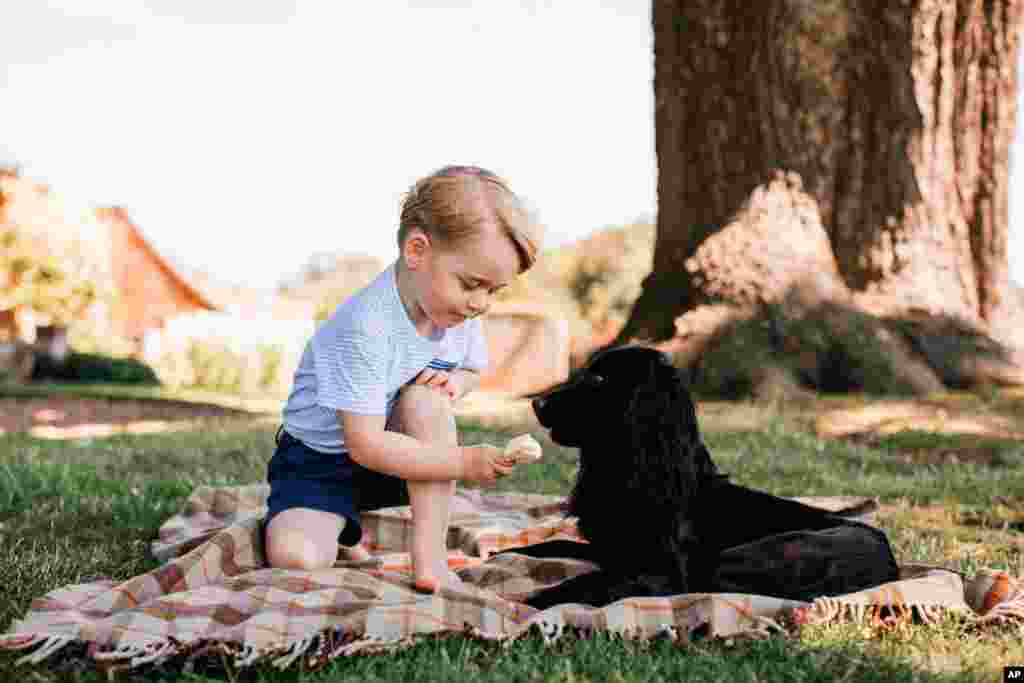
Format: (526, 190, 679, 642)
(339, 410, 505, 483)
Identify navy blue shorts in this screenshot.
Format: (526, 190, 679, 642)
(265, 427, 410, 546)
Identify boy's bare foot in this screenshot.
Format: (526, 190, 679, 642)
(339, 544, 373, 563)
(413, 575, 440, 594)
(413, 568, 464, 594)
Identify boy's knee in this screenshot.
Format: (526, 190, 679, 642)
(398, 383, 449, 406)
(265, 529, 335, 571)
(391, 385, 455, 441)
(393, 384, 452, 421)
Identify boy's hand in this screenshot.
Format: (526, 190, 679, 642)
(460, 444, 515, 485)
(497, 434, 543, 466)
(413, 368, 476, 402)
(413, 368, 456, 400)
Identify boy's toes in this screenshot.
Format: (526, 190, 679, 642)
(341, 544, 373, 562)
(414, 576, 439, 594)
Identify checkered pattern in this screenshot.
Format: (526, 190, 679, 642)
(2, 486, 1021, 674)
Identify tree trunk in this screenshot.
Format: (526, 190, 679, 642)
(621, 0, 1024, 346)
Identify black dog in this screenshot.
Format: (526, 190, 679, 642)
(506, 346, 899, 609)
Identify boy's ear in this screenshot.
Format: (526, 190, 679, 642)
(402, 228, 431, 269)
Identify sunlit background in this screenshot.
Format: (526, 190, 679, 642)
(0, 1, 655, 289)
(3, 1, 1023, 288)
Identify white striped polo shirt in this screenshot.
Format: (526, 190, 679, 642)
(282, 261, 488, 454)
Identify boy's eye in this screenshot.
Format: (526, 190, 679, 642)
(461, 278, 505, 295)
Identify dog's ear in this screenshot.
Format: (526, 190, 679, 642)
(621, 359, 704, 510)
(626, 360, 700, 438)
(672, 365, 703, 444)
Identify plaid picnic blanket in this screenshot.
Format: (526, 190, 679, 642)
(2, 484, 1022, 674)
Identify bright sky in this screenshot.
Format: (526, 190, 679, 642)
(0, 1, 655, 289)
(2, 2, 1023, 289)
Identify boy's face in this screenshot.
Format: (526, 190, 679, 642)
(405, 224, 520, 330)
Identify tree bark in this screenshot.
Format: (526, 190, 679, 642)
(621, 0, 1024, 346)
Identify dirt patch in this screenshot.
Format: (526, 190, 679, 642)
(843, 433, 1014, 466)
(814, 400, 1024, 440)
(814, 398, 1024, 467)
(0, 396, 259, 439)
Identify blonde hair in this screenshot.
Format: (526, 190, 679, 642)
(397, 165, 540, 273)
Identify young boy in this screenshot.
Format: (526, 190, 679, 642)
(264, 165, 542, 592)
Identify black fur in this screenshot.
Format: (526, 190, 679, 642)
(509, 346, 898, 609)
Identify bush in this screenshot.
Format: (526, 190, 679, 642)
(497, 221, 655, 343)
(688, 303, 944, 400)
(567, 222, 655, 327)
(151, 338, 295, 397)
(31, 352, 160, 385)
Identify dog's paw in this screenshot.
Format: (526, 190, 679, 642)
(501, 434, 543, 465)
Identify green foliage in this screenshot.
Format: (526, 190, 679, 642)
(568, 221, 655, 326)
(688, 311, 777, 400)
(30, 352, 159, 385)
(64, 316, 138, 359)
(0, 178, 113, 327)
(495, 220, 655, 342)
(691, 304, 929, 399)
(0, 229, 101, 325)
(150, 339, 294, 397)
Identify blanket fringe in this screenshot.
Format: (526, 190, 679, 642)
(795, 597, 960, 630)
(93, 643, 150, 663)
(270, 636, 315, 670)
(533, 618, 565, 645)
(975, 588, 1024, 626)
(234, 643, 268, 669)
(15, 635, 73, 665)
(330, 635, 414, 658)
(5, 588, 1020, 674)
(916, 604, 946, 625)
(181, 641, 226, 674)
(127, 639, 178, 667)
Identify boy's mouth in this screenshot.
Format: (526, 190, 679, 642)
(442, 312, 467, 326)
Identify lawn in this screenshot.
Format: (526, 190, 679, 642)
(0, 390, 1022, 681)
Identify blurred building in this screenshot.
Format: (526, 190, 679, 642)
(95, 207, 222, 351)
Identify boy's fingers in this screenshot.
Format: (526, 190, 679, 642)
(418, 370, 449, 387)
(493, 461, 515, 476)
(413, 370, 446, 388)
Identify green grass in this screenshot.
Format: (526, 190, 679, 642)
(1, 399, 1023, 681)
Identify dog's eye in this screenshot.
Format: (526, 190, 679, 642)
(586, 374, 605, 387)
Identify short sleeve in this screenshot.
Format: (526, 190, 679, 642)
(311, 327, 389, 415)
(462, 316, 489, 373)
